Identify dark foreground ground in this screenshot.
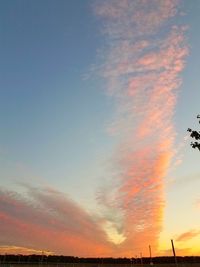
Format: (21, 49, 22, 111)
(1, 263, 200, 267)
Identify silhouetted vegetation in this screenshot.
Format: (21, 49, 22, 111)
(187, 115, 200, 151)
(1, 254, 200, 264)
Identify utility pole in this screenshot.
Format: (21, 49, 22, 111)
(171, 239, 178, 267)
(140, 253, 143, 267)
(135, 255, 138, 265)
(149, 245, 153, 265)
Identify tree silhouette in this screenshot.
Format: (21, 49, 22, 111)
(187, 115, 200, 151)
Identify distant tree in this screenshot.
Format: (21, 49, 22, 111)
(187, 115, 200, 151)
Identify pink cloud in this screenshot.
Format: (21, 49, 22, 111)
(94, 0, 179, 38)
(94, 0, 188, 257)
(0, 187, 113, 257)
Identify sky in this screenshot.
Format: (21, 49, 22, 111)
(0, 0, 200, 258)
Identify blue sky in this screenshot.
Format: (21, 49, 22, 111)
(0, 0, 200, 257)
(0, 0, 115, 198)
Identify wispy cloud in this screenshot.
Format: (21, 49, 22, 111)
(176, 230, 200, 242)
(0, 187, 113, 257)
(94, 0, 188, 256)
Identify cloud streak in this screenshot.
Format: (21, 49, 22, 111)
(176, 230, 200, 242)
(94, 0, 188, 256)
(0, 246, 53, 255)
(0, 187, 113, 257)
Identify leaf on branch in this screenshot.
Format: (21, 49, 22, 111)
(190, 131, 200, 140)
(191, 142, 200, 151)
(188, 115, 200, 151)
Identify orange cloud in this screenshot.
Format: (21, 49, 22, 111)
(0, 246, 53, 255)
(176, 230, 200, 242)
(0, 187, 113, 257)
(94, 0, 188, 257)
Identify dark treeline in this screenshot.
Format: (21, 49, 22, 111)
(0, 255, 200, 264)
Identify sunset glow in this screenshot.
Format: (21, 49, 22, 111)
(0, 0, 200, 258)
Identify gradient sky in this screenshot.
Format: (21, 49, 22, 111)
(0, 0, 200, 258)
